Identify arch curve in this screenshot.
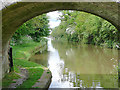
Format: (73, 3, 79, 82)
(2, 2, 119, 77)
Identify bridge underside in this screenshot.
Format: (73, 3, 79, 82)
(1, 2, 119, 78)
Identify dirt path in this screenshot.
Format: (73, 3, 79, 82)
(8, 67, 52, 89)
(8, 68, 28, 88)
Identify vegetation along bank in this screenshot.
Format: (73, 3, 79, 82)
(2, 14, 52, 89)
(51, 11, 120, 49)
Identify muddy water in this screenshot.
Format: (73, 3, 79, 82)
(29, 38, 118, 88)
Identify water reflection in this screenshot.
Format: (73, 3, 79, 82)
(29, 38, 118, 88)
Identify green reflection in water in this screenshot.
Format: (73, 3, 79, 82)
(52, 40, 118, 75)
(29, 39, 118, 88)
(29, 51, 49, 67)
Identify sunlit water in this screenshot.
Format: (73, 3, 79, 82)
(29, 38, 118, 88)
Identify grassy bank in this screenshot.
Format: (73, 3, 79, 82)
(2, 39, 48, 88)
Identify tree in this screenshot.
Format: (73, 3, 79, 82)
(11, 14, 50, 45)
(51, 10, 119, 48)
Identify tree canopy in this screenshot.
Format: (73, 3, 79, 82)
(51, 11, 120, 48)
(11, 14, 50, 45)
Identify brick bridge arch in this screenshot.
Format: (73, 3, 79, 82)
(1, 2, 119, 77)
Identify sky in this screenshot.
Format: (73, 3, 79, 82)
(47, 11, 62, 29)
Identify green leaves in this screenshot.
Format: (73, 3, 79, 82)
(11, 14, 50, 45)
(51, 10, 119, 48)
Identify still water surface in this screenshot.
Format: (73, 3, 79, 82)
(29, 38, 118, 88)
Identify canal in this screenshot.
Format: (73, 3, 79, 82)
(29, 38, 118, 88)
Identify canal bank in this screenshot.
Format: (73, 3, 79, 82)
(2, 40, 52, 89)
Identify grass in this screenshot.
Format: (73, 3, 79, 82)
(2, 71, 21, 88)
(17, 68, 43, 89)
(2, 39, 47, 89)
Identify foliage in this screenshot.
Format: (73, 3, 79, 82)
(11, 14, 50, 45)
(51, 11, 120, 48)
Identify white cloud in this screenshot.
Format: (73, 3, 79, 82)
(47, 11, 62, 28)
(47, 11, 62, 20)
(49, 20, 61, 28)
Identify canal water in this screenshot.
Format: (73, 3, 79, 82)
(29, 38, 118, 88)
